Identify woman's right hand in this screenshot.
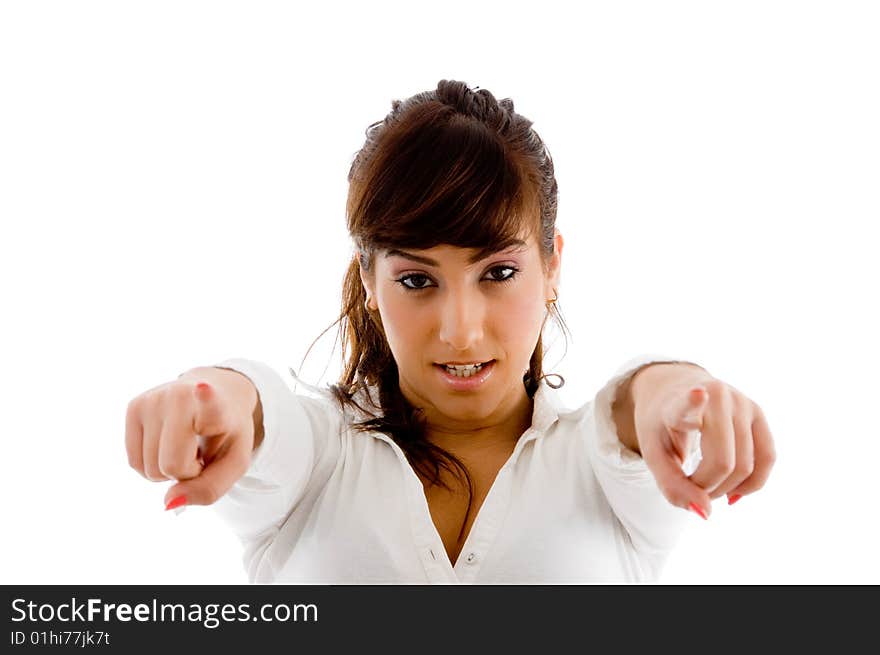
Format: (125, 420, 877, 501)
(125, 366, 263, 510)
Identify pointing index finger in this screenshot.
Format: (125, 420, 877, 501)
(687, 381, 736, 494)
(157, 385, 205, 481)
(664, 386, 709, 433)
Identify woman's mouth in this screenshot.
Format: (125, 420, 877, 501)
(434, 360, 496, 390)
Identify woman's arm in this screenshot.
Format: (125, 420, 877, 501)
(585, 355, 703, 580)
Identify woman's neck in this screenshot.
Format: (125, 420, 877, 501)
(423, 390, 534, 456)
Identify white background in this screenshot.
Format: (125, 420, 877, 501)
(2, 1, 877, 584)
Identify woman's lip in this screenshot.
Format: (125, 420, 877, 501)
(434, 360, 496, 391)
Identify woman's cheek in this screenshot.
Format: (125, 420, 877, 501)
(493, 294, 543, 355)
(380, 298, 423, 358)
(494, 289, 543, 328)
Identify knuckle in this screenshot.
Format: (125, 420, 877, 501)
(704, 379, 729, 399)
(168, 382, 195, 406)
(127, 453, 143, 472)
(159, 459, 186, 481)
(136, 391, 161, 420)
(733, 392, 753, 416)
(735, 459, 755, 480)
(758, 445, 777, 469)
(125, 396, 141, 417)
(743, 476, 767, 493)
(710, 459, 736, 480)
(761, 456, 777, 475)
(164, 456, 202, 482)
(126, 397, 147, 426)
(143, 465, 166, 482)
(751, 400, 766, 420)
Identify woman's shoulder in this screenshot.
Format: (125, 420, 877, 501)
(288, 368, 385, 429)
(555, 399, 592, 426)
(536, 381, 593, 429)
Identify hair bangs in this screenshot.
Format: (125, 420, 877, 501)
(349, 104, 541, 262)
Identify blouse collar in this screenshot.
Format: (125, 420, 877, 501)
(529, 380, 566, 434)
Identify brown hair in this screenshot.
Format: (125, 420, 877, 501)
(304, 80, 569, 542)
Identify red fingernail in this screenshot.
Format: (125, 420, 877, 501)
(165, 495, 187, 511)
(688, 502, 708, 520)
(196, 382, 210, 392)
(728, 494, 742, 506)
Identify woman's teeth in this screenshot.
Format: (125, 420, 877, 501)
(444, 363, 485, 378)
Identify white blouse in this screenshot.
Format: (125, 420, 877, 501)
(211, 354, 700, 584)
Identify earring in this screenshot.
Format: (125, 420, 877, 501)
(546, 288, 558, 306)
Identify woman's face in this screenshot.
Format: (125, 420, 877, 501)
(361, 229, 563, 431)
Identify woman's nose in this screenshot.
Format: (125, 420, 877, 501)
(437, 290, 485, 351)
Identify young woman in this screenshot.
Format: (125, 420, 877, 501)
(125, 80, 775, 583)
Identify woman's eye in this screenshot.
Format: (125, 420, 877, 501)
(396, 266, 519, 291)
(485, 266, 518, 283)
(398, 274, 434, 290)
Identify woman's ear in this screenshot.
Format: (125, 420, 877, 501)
(547, 228, 564, 294)
(357, 252, 376, 305)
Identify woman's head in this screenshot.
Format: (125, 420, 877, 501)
(337, 80, 565, 412)
(322, 79, 568, 498)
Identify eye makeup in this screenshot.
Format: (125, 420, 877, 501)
(394, 264, 521, 291)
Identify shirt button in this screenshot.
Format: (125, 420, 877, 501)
(465, 552, 477, 564)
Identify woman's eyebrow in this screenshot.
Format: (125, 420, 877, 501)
(385, 240, 527, 266)
(385, 249, 439, 266)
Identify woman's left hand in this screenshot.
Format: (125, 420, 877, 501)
(630, 364, 776, 519)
